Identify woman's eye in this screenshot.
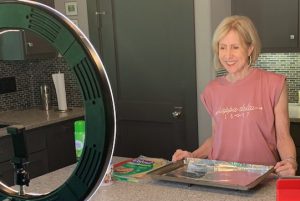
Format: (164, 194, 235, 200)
(233, 46, 239, 49)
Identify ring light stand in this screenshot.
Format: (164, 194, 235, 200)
(0, 0, 116, 200)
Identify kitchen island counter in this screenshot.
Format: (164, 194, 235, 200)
(0, 107, 84, 136)
(22, 157, 277, 201)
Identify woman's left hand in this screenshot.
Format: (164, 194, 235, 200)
(274, 158, 297, 177)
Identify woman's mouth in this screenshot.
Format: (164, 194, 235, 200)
(226, 61, 236, 65)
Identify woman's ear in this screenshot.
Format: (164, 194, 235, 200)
(248, 45, 254, 56)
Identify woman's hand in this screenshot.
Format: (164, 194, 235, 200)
(172, 149, 193, 162)
(274, 158, 297, 177)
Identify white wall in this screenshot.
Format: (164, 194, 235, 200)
(54, 0, 89, 37)
(195, 0, 231, 144)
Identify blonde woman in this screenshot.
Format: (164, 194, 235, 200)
(172, 15, 297, 177)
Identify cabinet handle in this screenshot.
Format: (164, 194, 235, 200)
(290, 35, 295, 40)
(172, 106, 183, 119)
(27, 42, 34, 47)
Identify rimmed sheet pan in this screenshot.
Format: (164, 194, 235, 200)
(150, 158, 274, 190)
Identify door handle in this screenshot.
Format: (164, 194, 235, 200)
(172, 106, 183, 119)
(95, 11, 106, 15)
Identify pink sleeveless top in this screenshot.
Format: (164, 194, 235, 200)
(200, 68, 285, 165)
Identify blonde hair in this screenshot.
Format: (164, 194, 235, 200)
(212, 15, 261, 69)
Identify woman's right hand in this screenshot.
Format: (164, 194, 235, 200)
(172, 149, 192, 162)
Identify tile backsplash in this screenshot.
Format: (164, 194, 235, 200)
(257, 53, 300, 103)
(217, 52, 300, 103)
(0, 57, 83, 112)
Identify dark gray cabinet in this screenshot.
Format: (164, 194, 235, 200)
(0, 117, 82, 186)
(44, 118, 79, 172)
(0, 131, 48, 186)
(23, 0, 57, 59)
(290, 122, 300, 175)
(0, 161, 14, 186)
(0, 0, 57, 60)
(232, 0, 300, 52)
(0, 136, 14, 185)
(0, 30, 26, 60)
(24, 30, 57, 59)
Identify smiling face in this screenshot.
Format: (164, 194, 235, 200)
(218, 30, 253, 75)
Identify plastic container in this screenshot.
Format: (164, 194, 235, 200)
(74, 120, 85, 160)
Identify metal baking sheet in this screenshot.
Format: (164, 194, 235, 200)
(150, 158, 274, 190)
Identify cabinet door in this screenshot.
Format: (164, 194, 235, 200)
(24, 0, 57, 59)
(0, 136, 14, 186)
(46, 118, 79, 172)
(0, 30, 25, 60)
(0, 161, 14, 186)
(25, 127, 47, 153)
(27, 150, 49, 179)
(232, 0, 300, 52)
(0, 135, 14, 163)
(25, 128, 49, 180)
(291, 122, 300, 146)
(0, 131, 48, 185)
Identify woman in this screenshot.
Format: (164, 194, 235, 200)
(172, 15, 297, 176)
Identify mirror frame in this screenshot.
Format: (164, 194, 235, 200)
(0, 0, 116, 200)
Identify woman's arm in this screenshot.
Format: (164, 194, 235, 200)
(274, 82, 297, 176)
(191, 136, 212, 158)
(172, 120, 214, 161)
(172, 136, 212, 161)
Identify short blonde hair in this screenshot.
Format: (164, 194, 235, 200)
(212, 15, 261, 69)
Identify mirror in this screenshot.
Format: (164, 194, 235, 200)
(0, 52, 83, 192)
(0, 1, 115, 200)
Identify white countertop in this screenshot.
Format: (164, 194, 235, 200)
(14, 157, 277, 201)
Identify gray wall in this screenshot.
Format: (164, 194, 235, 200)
(54, 0, 89, 37)
(195, 0, 231, 144)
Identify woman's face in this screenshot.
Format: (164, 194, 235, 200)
(218, 30, 253, 74)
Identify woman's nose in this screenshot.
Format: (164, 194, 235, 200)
(225, 49, 233, 58)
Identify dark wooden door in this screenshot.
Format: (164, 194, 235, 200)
(88, 0, 198, 160)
